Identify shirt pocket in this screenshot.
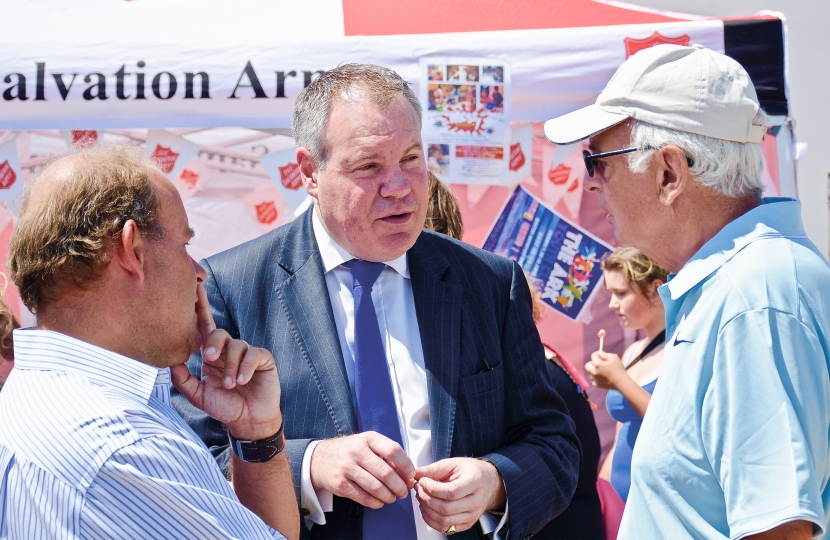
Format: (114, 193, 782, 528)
(453, 363, 505, 455)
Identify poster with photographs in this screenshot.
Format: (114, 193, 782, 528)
(421, 57, 511, 185)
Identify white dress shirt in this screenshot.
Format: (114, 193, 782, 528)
(0, 329, 282, 539)
(300, 209, 506, 538)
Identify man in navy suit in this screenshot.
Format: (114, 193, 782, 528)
(174, 64, 580, 540)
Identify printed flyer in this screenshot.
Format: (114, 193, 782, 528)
(420, 58, 511, 184)
(483, 186, 613, 321)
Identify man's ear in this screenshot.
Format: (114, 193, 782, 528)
(297, 148, 320, 200)
(655, 146, 691, 206)
(114, 219, 147, 282)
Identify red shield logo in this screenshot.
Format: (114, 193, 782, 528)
(255, 201, 278, 224)
(179, 169, 200, 190)
(624, 32, 691, 59)
(547, 163, 571, 186)
(0, 161, 16, 190)
(509, 142, 526, 172)
(71, 130, 98, 147)
(278, 162, 302, 190)
(151, 144, 180, 174)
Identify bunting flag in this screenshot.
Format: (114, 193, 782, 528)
(171, 159, 212, 201)
(466, 184, 489, 209)
(506, 124, 533, 187)
(0, 138, 24, 214)
(60, 130, 100, 148)
(542, 143, 583, 212)
(145, 130, 200, 180)
(239, 182, 294, 234)
(259, 147, 311, 217)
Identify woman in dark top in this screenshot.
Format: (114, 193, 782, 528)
(535, 347, 605, 539)
(526, 278, 604, 539)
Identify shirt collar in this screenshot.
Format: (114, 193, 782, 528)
(665, 197, 806, 301)
(12, 328, 168, 404)
(311, 204, 409, 279)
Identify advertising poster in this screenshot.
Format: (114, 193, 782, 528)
(420, 57, 511, 185)
(483, 186, 613, 321)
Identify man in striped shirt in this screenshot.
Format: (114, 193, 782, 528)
(0, 145, 299, 539)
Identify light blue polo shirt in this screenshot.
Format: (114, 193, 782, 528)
(619, 198, 830, 540)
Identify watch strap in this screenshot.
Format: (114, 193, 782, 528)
(228, 423, 285, 463)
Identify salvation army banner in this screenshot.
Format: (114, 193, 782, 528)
(483, 186, 612, 321)
(0, 0, 726, 130)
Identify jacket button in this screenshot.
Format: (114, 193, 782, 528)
(301, 508, 310, 517)
(349, 503, 361, 518)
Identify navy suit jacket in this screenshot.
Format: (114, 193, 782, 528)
(173, 208, 580, 539)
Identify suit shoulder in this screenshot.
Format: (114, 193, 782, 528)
(203, 219, 296, 273)
(423, 230, 516, 277)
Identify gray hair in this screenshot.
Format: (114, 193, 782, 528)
(292, 63, 422, 169)
(627, 111, 768, 198)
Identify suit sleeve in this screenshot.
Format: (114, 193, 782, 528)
(482, 260, 581, 539)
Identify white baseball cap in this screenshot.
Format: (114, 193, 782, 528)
(544, 44, 766, 145)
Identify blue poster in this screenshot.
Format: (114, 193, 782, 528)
(483, 186, 613, 321)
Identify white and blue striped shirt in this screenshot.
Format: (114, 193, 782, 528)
(0, 329, 283, 540)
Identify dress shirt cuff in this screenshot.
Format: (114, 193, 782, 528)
(478, 501, 509, 540)
(300, 440, 333, 528)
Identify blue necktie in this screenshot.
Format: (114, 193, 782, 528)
(345, 259, 418, 540)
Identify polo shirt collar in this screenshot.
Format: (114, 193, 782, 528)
(665, 197, 806, 301)
(12, 328, 166, 403)
(312, 204, 410, 279)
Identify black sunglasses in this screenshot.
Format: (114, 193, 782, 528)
(582, 146, 694, 177)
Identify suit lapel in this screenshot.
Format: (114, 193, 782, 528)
(408, 234, 462, 462)
(275, 209, 356, 435)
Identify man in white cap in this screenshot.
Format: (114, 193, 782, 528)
(545, 44, 830, 539)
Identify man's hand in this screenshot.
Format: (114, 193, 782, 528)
(171, 284, 282, 441)
(414, 458, 506, 533)
(586, 350, 627, 390)
(310, 432, 416, 509)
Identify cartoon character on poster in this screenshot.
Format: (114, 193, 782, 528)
(483, 186, 612, 321)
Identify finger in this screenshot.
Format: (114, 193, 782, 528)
(359, 452, 410, 499)
(195, 284, 217, 345)
(417, 499, 477, 534)
(585, 362, 596, 376)
(170, 364, 203, 407)
(201, 328, 231, 364)
(366, 433, 416, 484)
(346, 463, 400, 505)
(235, 347, 273, 385)
(335, 478, 388, 510)
(418, 476, 475, 502)
(414, 460, 455, 482)
(415, 482, 479, 515)
(220, 339, 250, 389)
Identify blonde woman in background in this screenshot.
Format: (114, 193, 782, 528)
(586, 248, 668, 501)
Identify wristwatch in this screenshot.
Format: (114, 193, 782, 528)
(228, 423, 286, 463)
